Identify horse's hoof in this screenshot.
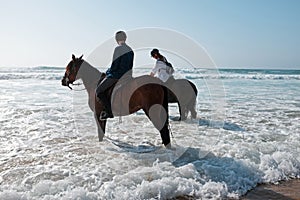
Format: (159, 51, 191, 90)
(165, 143, 172, 149)
(98, 136, 104, 142)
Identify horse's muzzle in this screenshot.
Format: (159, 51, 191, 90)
(61, 77, 68, 86)
(61, 77, 73, 90)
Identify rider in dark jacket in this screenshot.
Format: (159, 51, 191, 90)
(106, 43, 134, 79)
(96, 31, 134, 120)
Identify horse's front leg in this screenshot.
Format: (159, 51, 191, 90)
(94, 96, 106, 141)
(94, 112, 106, 141)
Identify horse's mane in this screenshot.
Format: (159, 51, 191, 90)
(77, 60, 103, 89)
(82, 60, 102, 75)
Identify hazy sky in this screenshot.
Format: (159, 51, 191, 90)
(0, 0, 299, 69)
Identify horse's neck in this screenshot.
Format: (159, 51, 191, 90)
(79, 61, 102, 94)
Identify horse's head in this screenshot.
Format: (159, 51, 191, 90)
(61, 54, 83, 89)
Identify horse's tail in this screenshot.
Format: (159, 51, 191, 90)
(189, 80, 198, 96)
(188, 80, 198, 118)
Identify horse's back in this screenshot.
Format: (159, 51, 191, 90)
(170, 79, 197, 99)
(111, 75, 165, 116)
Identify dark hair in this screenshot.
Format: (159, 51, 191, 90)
(150, 49, 159, 57)
(115, 31, 127, 41)
(151, 48, 164, 60)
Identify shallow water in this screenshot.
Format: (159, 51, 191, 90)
(0, 67, 299, 199)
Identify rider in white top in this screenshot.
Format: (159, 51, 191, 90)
(150, 49, 174, 83)
(151, 59, 170, 82)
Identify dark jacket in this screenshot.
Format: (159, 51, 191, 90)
(106, 43, 134, 79)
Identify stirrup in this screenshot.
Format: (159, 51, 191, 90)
(99, 111, 114, 120)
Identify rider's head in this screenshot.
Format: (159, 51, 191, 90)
(115, 31, 127, 44)
(151, 48, 160, 59)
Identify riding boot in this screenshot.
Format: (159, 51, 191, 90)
(99, 95, 114, 120)
(95, 77, 118, 120)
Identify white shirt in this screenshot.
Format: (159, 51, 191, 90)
(151, 60, 171, 82)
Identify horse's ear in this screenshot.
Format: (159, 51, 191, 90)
(72, 54, 76, 61)
(79, 55, 83, 60)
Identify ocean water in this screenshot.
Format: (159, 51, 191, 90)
(0, 66, 299, 199)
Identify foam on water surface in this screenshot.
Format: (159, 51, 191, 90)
(0, 67, 299, 199)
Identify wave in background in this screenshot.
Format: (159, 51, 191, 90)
(0, 67, 299, 80)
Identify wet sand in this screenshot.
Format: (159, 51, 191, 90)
(174, 179, 300, 199)
(242, 179, 300, 200)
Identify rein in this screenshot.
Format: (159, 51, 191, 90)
(68, 82, 86, 91)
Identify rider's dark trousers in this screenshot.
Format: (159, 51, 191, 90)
(96, 77, 118, 114)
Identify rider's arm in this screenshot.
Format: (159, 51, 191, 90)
(110, 46, 122, 73)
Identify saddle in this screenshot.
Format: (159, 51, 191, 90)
(97, 75, 163, 116)
(108, 76, 137, 116)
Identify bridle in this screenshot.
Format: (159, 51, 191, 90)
(63, 59, 84, 90)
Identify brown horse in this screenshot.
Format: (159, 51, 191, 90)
(61, 55, 171, 147)
(167, 79, 197, 121)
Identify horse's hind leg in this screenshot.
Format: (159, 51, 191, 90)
(160, 123, 171, 148)
(179, 104, 188, 121)
(190, 105, 197, 119)
(143, 105, 170, 148)
(177, 102, 182, 121)
(188, 98, 197, 119)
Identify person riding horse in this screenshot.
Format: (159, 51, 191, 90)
(96, 31, 134, 120)
(150, 48, 198, 120)
(150, 48, 175, 86)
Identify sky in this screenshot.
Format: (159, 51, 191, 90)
(0, 0, 299, 69)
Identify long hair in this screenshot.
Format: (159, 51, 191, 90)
(151, 49, 166, 62)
